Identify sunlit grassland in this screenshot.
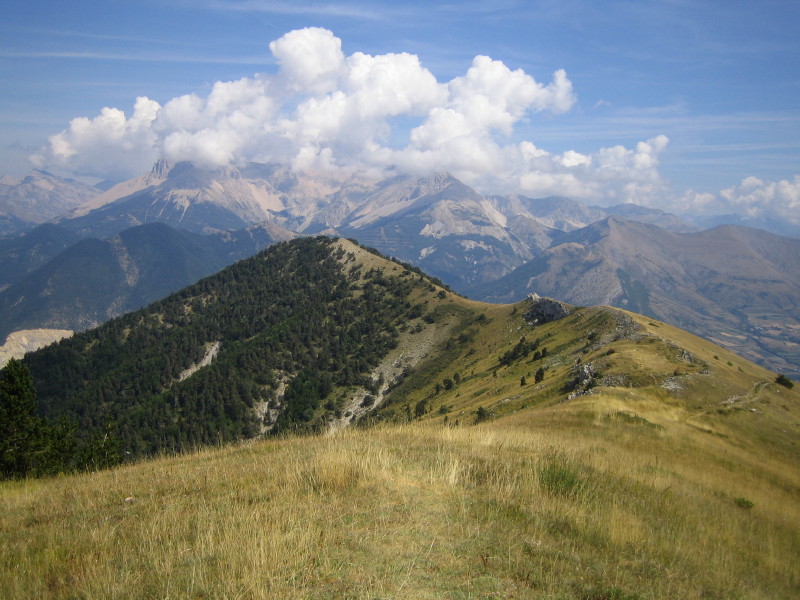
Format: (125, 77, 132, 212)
(2, 404, 798, 599)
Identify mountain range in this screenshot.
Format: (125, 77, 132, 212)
(0, 160, 797, 377)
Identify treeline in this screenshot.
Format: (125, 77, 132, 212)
(13, 237, 432, 464)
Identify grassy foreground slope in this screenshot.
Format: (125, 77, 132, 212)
(1, 404, 798, 599)
(2, 296, 799, 598)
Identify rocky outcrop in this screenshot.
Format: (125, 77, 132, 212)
(524, 293, 572, 325)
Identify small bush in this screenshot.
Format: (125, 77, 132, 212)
(734, 497, 754, 510)
(474, 406, 490, 423)
(775, 374, 794, 389)
(414, 399, 428, 418)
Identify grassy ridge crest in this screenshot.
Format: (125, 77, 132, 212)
(2, 406, 798, 598)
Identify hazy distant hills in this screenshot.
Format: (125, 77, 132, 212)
(0, 218, 306, 341)
(486, 194, 696, 234)
(0, 223, 233, 338)
(604, 203, 697, 232)
(0, 170, 99, 234)
(693, 211, 800, 240)
(0, 223, 81, 291)
(470, 217, 800, 376)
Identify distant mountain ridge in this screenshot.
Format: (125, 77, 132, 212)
(0, 170, 99, 234)
(0, 223, 81, 291)
(0, 223, 231, 339)
(0, 220, 301, 341)
(46, 161, 696, 290)
(470, 216, 800, 377)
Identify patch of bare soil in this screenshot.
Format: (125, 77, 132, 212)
(0, 329, 73, 367)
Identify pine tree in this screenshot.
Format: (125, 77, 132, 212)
(0, 359, 41, 478)
(475, 406, 490, 423)
(78, 421, 122, 472)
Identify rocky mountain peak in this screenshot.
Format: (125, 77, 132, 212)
(148, 159, 175, 180)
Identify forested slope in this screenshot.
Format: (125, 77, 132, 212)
(23, 237, 442, 457)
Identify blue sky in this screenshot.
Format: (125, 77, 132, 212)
(1, 0, 798, 221)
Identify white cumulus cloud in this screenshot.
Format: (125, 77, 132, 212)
(720, 175, 800, 225)
(31, 27, 579, 183)
(269, 27, 344, 94)
(32, 26, 705, 211)
(31, 96, 161, 180)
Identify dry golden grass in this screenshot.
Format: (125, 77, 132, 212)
(3, 404, 799, 599)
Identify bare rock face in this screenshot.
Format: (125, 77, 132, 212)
(524, 293, 572, 325)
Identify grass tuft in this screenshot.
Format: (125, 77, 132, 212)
(539, 461, 584, 497)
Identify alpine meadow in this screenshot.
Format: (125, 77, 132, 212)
(2, 237, 799, 598)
